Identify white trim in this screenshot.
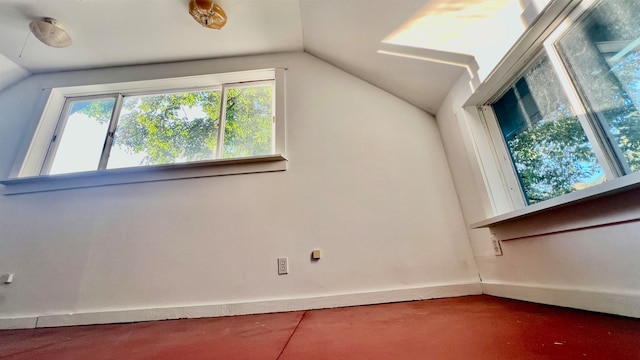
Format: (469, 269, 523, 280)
(457, 0, 584, 221)
(15, 88, 62, 178)
(456, 106, 509, 218)
(0, 283, 481, 329)
(464, 0, 582, 106)
(98, 94, 125, 171)
(0, 317, 38, 330)
(274, 68, 286, 155)
(479, 106, 526, 209)
(482, 282, 640, 318)
(216, 84, 229, 159)
(465, 0, 640, 226)
(44, 69, 278, 98)
(520, 0, 553, 27)
(14, 68, 285, 179)
(542, 0, 621, 180)
(1, 155, 287, 195)
(377, 43, 478, 78)
(470, 170, 640, 228)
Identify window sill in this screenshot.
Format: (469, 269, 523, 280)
(470, 171, 640, 230)
(0, 155, 287, 195)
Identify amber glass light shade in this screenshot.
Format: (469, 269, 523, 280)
(189, 0, 227, 30)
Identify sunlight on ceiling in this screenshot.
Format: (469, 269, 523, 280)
(382, 0, 530, 80)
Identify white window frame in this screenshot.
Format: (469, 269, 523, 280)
(41, 93, 122, 174)
(478, 105, 528, 210)
(1, 68, 287, 195)
(462, 0, 640, 227)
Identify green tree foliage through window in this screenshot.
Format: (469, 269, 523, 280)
(223, 85, 274, 158)
(114, 90, 222, 166)
(71, 82, 274, 169)
(493, 56, 604, 204)
(506, 112, 604, 203)
(488, 0, 640, 206)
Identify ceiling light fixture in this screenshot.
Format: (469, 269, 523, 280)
(29, 18, 72, 48)
(189, 0, 227, 30)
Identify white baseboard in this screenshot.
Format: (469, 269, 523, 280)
(0, 282, 481, 330)
(0, 317, 38, 330)
(482, 282, 640, 318)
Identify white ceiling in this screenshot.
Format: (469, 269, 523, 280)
(0, 0, 304, 71)
(0, 0, 508, 114)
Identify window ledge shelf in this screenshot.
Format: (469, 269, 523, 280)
(470, 171, 640, 229)
(0, 155, 287, 195)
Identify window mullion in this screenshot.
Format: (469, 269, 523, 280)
(40, 98, 75, 175)
(542, 39, 621, 180)
(215, 85, 228, 159)
(98, 94, 124, 170)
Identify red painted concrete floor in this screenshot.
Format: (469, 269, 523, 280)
(2, 295, 640, 359)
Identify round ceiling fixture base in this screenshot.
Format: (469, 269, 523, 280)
(29, 17, 72, 48)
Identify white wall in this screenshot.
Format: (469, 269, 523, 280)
(0, 54, 30, 93)
(0, 52, 479, 327)
(437, 70, 640, 318)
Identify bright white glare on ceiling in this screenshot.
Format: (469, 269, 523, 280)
(383, 0, 529, 79)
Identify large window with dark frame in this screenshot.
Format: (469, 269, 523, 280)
(42, 80, 275, 175)
(489, 0, 640, 205)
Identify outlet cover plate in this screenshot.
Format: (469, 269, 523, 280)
(491, 235, 503, 256)
(277, 257, 288, 275)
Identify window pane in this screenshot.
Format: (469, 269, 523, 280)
(107, 90, 221, 169)
(555, 0, 640, 174)
(493, 56, 605, 204)
(222, 83, 274, 158)
(48, 98, 115, 175)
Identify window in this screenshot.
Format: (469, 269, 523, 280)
(555, 0, 640, 175)
(485, 0, 640, 206)
(1, 68, 286, 194)
(493, 55, 605, 204)
(42, 81, 274, 176)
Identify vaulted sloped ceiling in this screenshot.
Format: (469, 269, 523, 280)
(0, 0, 491, 114)
(300, 0, 469, 114)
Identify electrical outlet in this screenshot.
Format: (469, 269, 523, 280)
(2, 273, 14, 284)
(491, 235, 503, 256)
(277, 257, 288, 275)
